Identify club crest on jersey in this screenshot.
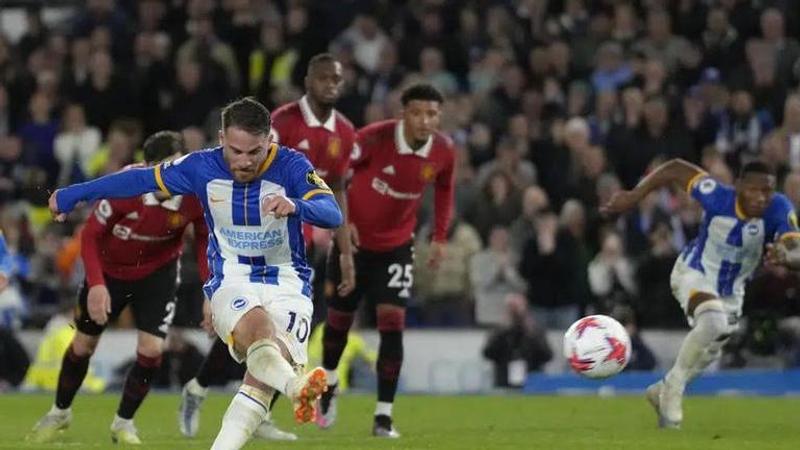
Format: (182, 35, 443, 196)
(746, 223, 759, 236)
(699, 178, 716, 194)
(307, 170, 330, 190)
(231, 297, 249, 311)
(420, 163, 436, 182)
(327, 137, 341, 158)
(168, 212, 185, 229)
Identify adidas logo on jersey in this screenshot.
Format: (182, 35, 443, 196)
(382, 165, 396, 175)
(296, 139, 310, 151)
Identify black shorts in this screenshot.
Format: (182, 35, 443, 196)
(326, 241, 414, 310)
(75, 261, 178, 339)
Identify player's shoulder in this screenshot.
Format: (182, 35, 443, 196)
(432, 130, 456, 153)
(765, 192, 794, 216)
(358, 119, 396, 137)
(273, 144, 312, 169)
(272, 101, 301, 121)
(168, 147, 220, 168)
(334, 110, 357, 133)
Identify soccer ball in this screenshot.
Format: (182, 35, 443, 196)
(563, 315, 631, 379)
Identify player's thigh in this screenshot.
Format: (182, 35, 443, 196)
(210, 281, 273, 363)
(265, 290, 313, 367)
(129, 261, 179, 339)
(364, 243, 415, 308)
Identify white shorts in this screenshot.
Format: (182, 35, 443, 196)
(670, 259, 743, 327)
(210, 280, 313, 365)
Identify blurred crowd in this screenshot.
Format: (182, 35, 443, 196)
(2, 0, 800, 378)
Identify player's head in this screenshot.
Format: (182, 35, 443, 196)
(143, 130, 185, 165)
(219, 97, 271, 183)
(400, 83, 443, 144)
(735, 161, 775, 217)
(305, 53, 343, 108)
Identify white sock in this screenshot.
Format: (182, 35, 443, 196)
(325, 369, 339, 386)
(665, 301, 729, 391)
(49, 404, 70, 415)
(211, 386, 270, 450)
(375, 402, 393, 417)
(186, 378, 208, 397)
(246, 339, 297, 396)
(111, 415, 133, 428)
(686, 340, 725, 382)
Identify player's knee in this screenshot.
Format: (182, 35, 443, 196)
(694, 300, 732, 341)
(136, 340, 164, 359)
(376, 306, 405, 332)
(232, 307, 274, 354)
(71, 332, 100, 357)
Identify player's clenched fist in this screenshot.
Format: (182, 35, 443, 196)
(261, 194, 296, 218)
(48, 190, 67, 222)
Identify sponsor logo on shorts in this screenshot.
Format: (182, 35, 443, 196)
(231, 297, 249, 311)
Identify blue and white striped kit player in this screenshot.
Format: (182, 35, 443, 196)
(55, 143, 342, 365)
(670, 172, 800, 324)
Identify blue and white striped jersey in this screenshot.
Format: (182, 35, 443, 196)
(56, 144, 342, 301)
(679, 173, 799, 299)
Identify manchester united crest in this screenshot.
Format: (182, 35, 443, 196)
(168, 212, 185, 229)
(420, 163, 436, 182)
(327, 137, 341, 158)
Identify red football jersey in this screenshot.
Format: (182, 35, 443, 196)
(81, 193, 209, 286)
(348, 119, 455, 252)
(271, 96, 356, 183)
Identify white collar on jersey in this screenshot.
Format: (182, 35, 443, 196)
(395, 120, 433, 158)
(143, 193, 183, 211)
(298, 95, 336, 132)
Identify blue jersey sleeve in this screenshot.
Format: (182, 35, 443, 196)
(154, 152, 203, 196)
(688, 174, 734, 215)
(0, 232, 11, 277)
(765, 194, 800, 241)
(284, 151, 342, 228)
(56, 167, 161, 214)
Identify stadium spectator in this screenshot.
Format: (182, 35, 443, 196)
(53, 104, 101, 186)
(588, 231, 637, 315)
(471, 226, 527, 328)
(483, 293, 552, 388)
(509, 185, 550, 256)
(612, 305, 656, 372)
(416, 217, 481, 327)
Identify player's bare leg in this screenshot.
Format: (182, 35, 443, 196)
(179, 338, 296, 440)
(28, 332, 100, 443)
(210, 307, 326, 450)
(110, 331, 164, 445)
(373, 304, 404, 438)
(655, 295, 732, 429)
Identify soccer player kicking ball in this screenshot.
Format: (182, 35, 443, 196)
(179, 53, 356, 441)
(319, 84, 455, 437)
(601, 159, 800, 429)
(47, 98, 342, 450)
(29, 131, 209, 445)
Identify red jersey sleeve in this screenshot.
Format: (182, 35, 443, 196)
(188, 198, 210, 282)
(81, 199, 126, 287)
(432, 140, 456, 243)
(329, 116, 357, 182)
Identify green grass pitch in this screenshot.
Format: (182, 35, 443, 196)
(1, 393, 798, 449)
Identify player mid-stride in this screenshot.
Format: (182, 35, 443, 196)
(29, 131, 209, 445)
(601, 158, 800, 429)
(47, 97, 343, 450)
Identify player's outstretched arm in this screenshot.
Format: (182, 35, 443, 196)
(294, 194, 343, 229)
(600, 158, 704, 215)
(49, 168, 162, 221)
